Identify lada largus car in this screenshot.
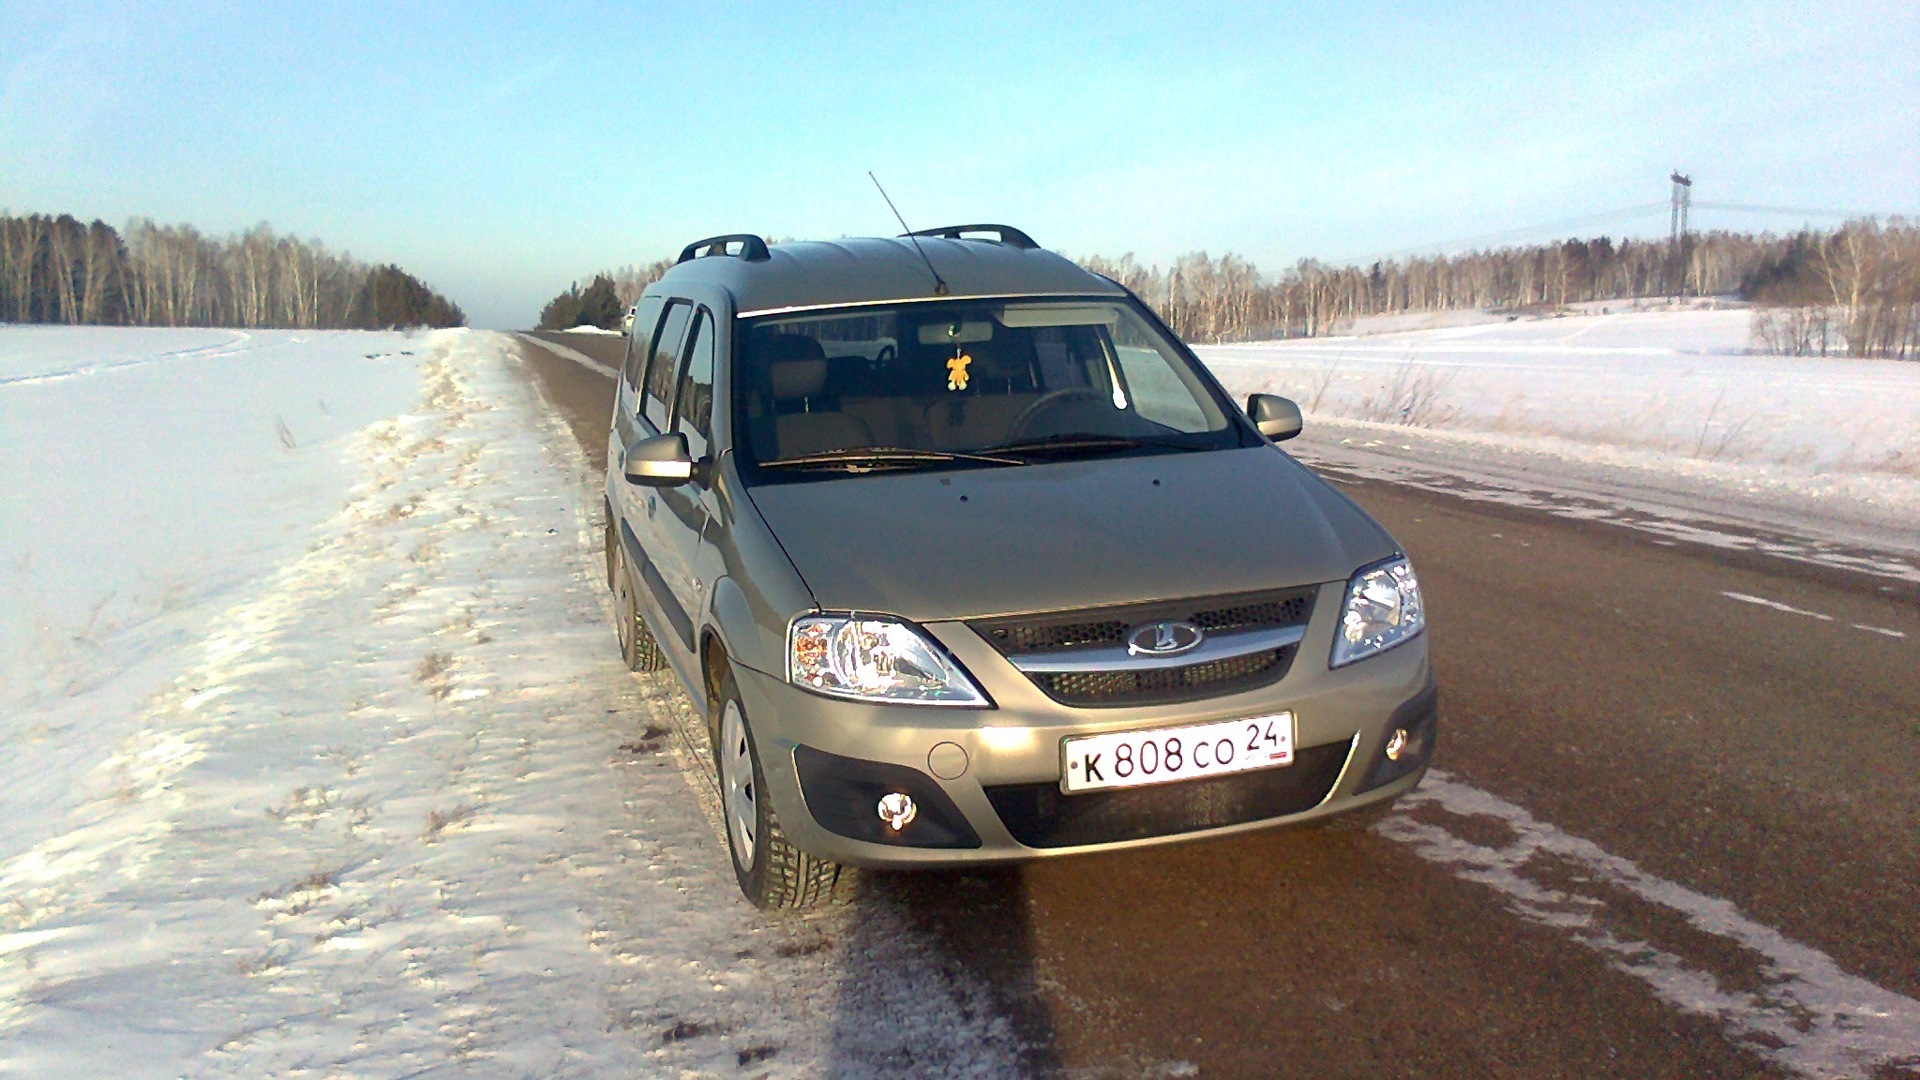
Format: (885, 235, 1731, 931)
(605, 225, 1436, 908)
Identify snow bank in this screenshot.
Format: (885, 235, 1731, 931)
(1197, 308, 1920, 569)
(0, 328, 1023, 1077)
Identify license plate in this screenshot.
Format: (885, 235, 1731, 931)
(1060, 711, 1295, 794)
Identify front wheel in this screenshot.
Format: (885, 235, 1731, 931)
(714, 672, 839, 909)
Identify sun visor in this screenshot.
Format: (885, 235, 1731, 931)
(998, 304, 1121, 328)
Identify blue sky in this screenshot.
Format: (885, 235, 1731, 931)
(4, 1, 1916, 328)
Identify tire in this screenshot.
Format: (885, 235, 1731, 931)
(612, 541, 668, 673)
(714, 670, 839, 909)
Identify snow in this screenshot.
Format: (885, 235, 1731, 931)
(559, 325, 624, 335)
(0, 327, 1024, 1076)
(1, 327, 425, 854)
(1197, 306, 1920, 580)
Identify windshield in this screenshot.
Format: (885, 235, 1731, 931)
(733, 297, 1246, 478)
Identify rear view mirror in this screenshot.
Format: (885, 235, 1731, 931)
(916, 320, 994, 345)
(1247, 394, 1303, 441)
(623, 432, 696, 486)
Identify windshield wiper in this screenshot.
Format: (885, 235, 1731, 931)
(760, 446, 1026, 472)
(984, 433, 1191, 459)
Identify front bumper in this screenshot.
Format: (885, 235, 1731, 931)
(733, 580, 1436, 868)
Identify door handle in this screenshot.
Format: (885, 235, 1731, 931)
(646, 495, 658, 519)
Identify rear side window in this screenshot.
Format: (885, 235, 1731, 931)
(645, 301, 692, 430)
(675, 310, 717, 460)
(622, 296, 664, 389)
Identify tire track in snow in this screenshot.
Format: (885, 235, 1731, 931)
(0, 330, 253, 387)
(1377, 771, 1920, 1078)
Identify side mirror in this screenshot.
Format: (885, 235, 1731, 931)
(1247, 394, 1303, 441)
(623, 432, 696, 486)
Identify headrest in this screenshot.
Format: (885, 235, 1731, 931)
(765, 333, 827, 363)
(770, 359, 828, 400)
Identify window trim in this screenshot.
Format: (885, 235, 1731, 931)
(624, 295, 666, 391)
(643, 299, 694, 432)
(671, 305, 719, 458)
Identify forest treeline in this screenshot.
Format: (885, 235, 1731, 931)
(541, 219, 1917, 359)
(1082, 234, 1745, 340)
(1081, 219, 1916, 359)
(0, 212, 466, 329)
(1739, 220, 1918, 360)
(536, 261, 673, 330)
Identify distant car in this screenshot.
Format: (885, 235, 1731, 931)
(605, 226, 1436, 908)
(622, 302, 637, 332)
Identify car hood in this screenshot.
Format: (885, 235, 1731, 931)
(745, 447, 1396, 622)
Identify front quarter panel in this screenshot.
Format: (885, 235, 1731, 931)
(706, 451, 816, 679)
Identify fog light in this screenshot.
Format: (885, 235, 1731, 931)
(1383, 728, 1409, 762)
(877, 792, 917, 832)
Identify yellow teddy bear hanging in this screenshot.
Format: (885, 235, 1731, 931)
(946, 352, 972, 391)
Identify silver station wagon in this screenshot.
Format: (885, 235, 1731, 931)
(604, 226, 1436, 908)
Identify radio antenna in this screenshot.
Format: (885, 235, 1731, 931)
(869, 171, 948, 296)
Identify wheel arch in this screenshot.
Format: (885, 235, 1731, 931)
(700, 626, 731, 743)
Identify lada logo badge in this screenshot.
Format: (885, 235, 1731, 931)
(1126, 620, 1204, 657)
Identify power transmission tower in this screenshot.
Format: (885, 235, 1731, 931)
(1669, 171, 1693, 297)
(1669, 172, 1692, 242)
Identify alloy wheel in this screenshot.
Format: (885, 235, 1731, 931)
(720, 700, 757, 871)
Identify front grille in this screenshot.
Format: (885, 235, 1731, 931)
(970, 585, 1316, 707)
(990, 618, 1130, 654)
(1190, 595, 1310, 635)
(985, 738, 1353, 848)
(1032, 644, 1297, 707)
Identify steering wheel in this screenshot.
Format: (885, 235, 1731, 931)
(871, 343, 896, 365)
(1005, 387, 1109, 441)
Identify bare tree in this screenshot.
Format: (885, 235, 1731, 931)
(3, 215, 45, 321)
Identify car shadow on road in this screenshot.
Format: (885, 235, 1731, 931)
(824, 866, 1064, 1077)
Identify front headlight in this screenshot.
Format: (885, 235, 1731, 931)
(1330, 556, 1425, 668)
(788, 614, 989, 706)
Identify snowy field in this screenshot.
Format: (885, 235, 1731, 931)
(2, 328, 425, 856)
(1198, 305, 1920, 580)
(0, 328, 1023, 1077)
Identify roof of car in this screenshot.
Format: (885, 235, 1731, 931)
(653, 234, 1126, 316)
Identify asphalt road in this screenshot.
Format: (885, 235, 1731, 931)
(518, 330, 1920, 1079)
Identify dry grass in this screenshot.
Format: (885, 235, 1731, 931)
(254, 868, 337, 907)
(424, 804, 474, 840)
(1691, 388, 1761, 462)
(1357, 360, 1458, 427)
(1300, 354, 1346, 413)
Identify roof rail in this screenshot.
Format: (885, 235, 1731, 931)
(677, 233, 772, 264)
(904, 224, 1039, 250)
